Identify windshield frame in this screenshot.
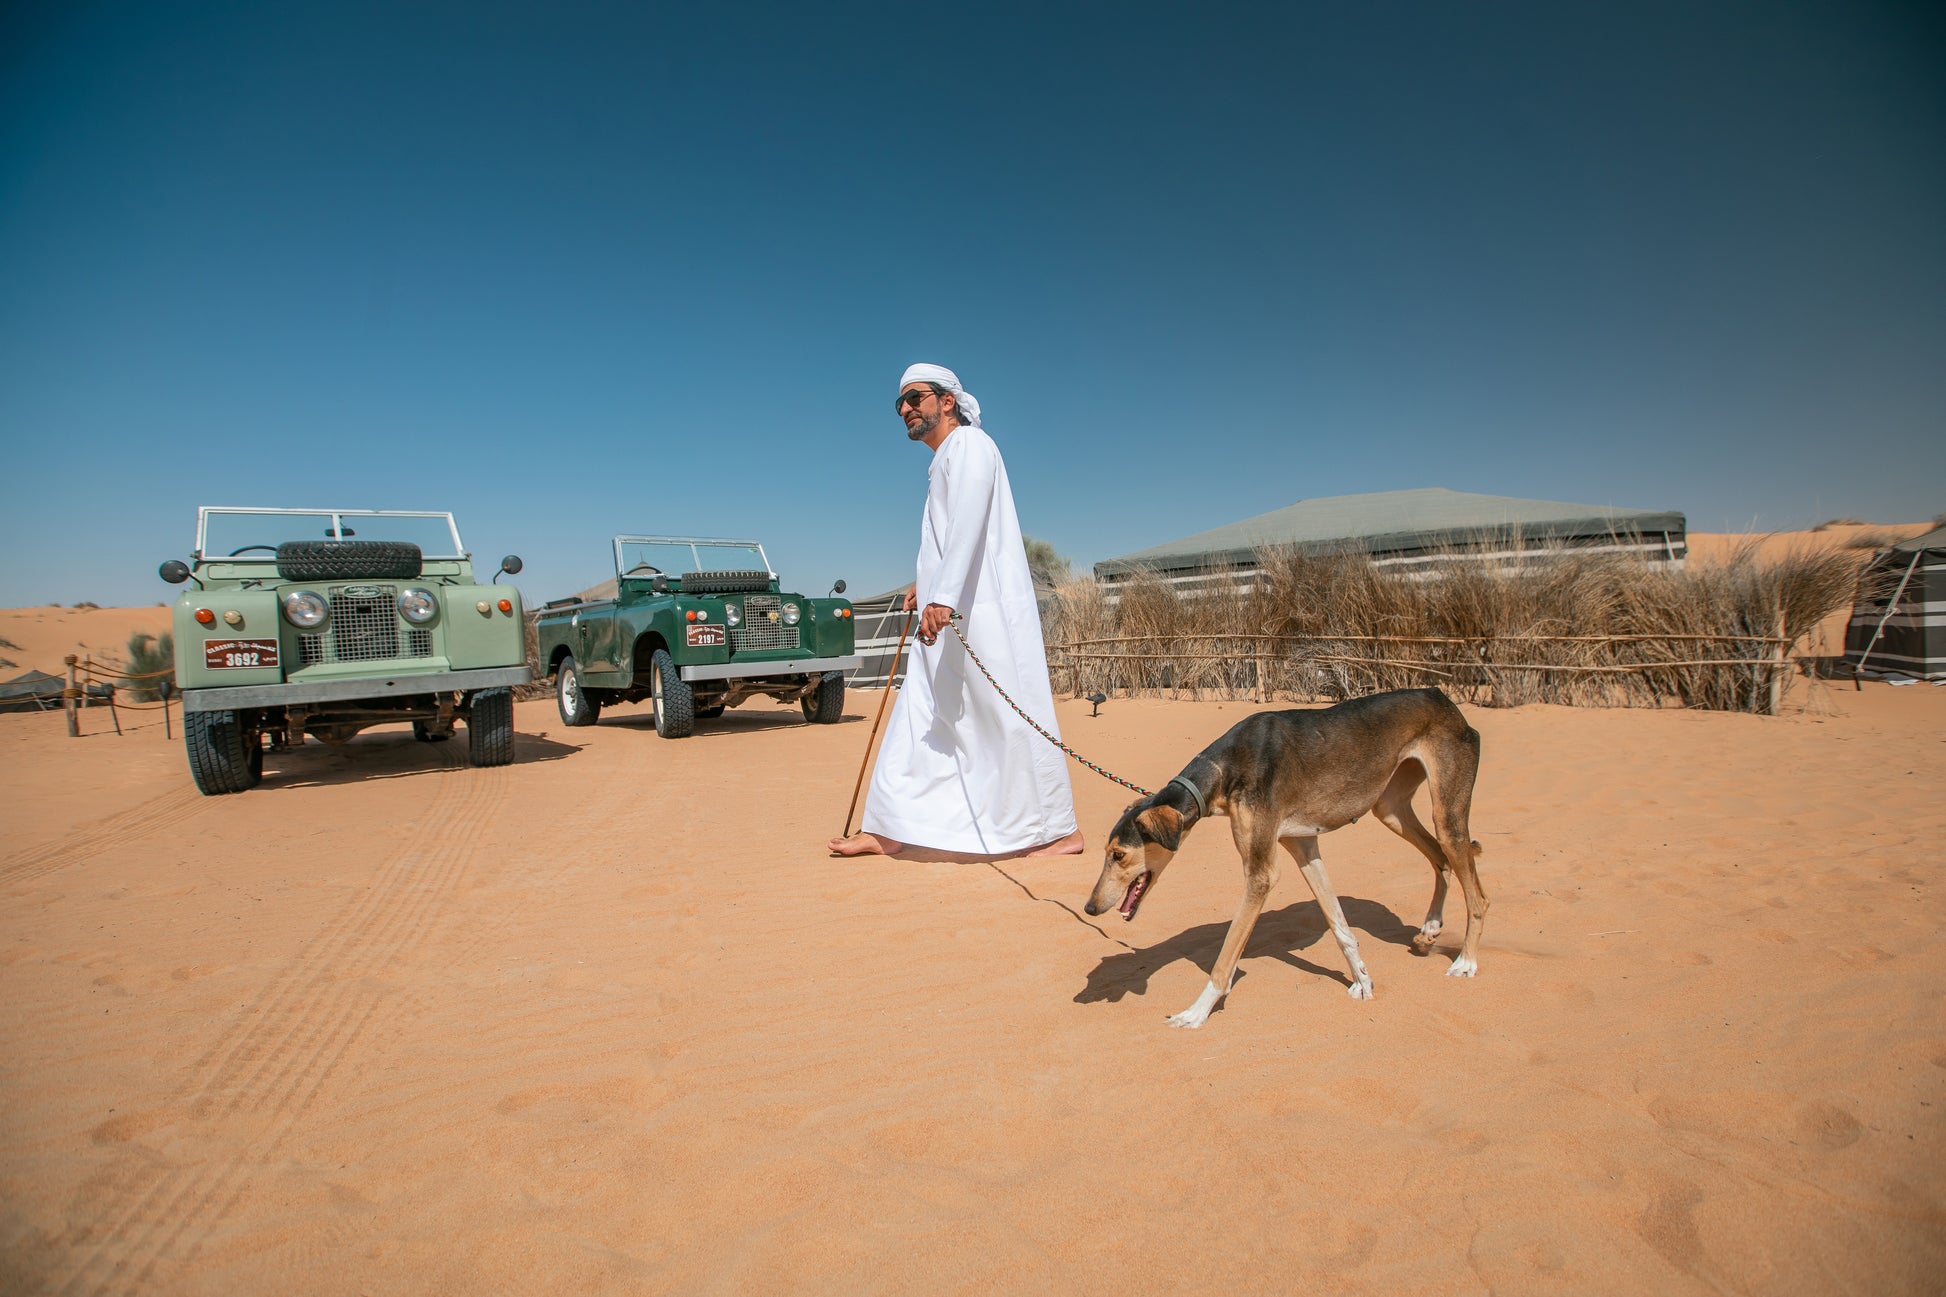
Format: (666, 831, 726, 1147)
(611, 535, 773, 581)
(194, 507, 467, 561)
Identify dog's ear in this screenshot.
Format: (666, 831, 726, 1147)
(1135, 805, 1184, 852)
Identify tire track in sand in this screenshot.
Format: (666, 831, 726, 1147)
(0, 788, 207, 889)
(49, 749, 511, 1297)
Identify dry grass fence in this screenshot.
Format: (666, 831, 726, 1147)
(1043, 542, 1864, 714)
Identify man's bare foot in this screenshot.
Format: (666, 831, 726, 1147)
(1026, 830, 1086, 857)
(828, 832, 905, 857)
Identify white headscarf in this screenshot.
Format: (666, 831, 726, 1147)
(899, 362, 982, 428)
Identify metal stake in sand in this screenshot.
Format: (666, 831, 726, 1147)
(841, 610, 914, 840)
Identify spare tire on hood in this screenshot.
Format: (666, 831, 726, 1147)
(679, 570, 772, 595)
(276, 540, 423, 581)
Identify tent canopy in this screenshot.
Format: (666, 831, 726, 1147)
(847, 583, 914, 690)
(1846, 526, 1946, 681)
(0, 669, 112, 713)
(1094, 487, 1686, 583)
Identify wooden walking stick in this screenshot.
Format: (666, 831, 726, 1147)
(841, 610, 915, 839)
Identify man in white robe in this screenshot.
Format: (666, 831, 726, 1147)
(829, 364, 1083, 858)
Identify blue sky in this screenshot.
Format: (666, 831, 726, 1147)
(2, 1, 1941, 608)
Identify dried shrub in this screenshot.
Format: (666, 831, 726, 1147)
(514, 612, 551, 701)
(125, 631, 175, 701)
(1047, 540, 1865, 714)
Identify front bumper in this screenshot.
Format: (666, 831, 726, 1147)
(679, 654, 861, 683)
(181, 666, 533, 713)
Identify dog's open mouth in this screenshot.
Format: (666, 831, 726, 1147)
(1117, 871, 1151, 921)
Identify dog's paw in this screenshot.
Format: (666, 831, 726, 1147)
(1446, 956, 1477, 977)
(1348, 980, 1374, 1000)
(1168, 981, 1223, 1028)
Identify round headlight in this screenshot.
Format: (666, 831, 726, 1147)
(782, 602, 801, 626)
(283, 590, 327, 628)
(725, 604, 742, 627)
(398, 588, 439, 624)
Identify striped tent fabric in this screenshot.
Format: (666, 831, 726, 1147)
(847, 583, 914, 690)
(1846, 526, 1946, 682)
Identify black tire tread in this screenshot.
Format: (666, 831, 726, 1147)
(651, 649, 694, 738)
(468, 688, 515, 766)
(679, 569, 772, 595)
(276, 540, 423, 581)
(556, 655, 602, 727)
(801, 672, 846, 724)
(185, 709, 261, 794)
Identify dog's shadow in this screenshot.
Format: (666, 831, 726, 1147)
(1074, 896, 1415, 1004)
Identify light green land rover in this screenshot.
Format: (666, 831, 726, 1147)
(158, 507, 531, 794)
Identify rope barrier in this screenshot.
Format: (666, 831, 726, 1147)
(1051, 649, 1796, 672)
(1057, 631, 1795, 647)
(73, 662, 174, 681)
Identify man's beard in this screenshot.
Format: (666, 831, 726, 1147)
(905, 411, 939, 441)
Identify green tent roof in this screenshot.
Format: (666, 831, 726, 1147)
(1094, 487, 1685, 578)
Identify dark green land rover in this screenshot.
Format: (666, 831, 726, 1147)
(534, 535, 859, 737)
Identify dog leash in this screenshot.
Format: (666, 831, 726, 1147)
(941, 612, 1155, 798)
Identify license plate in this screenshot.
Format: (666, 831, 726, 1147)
(686, 625, 726, 648)
(205, 638, 280, 669)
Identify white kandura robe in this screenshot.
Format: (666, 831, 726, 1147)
(862, 425, 1079, 854)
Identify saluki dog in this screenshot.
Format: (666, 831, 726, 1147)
(1084, 688, 1486, 1029)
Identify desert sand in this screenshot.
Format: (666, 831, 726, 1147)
(0, 605, 173, 680)
(3, 535, 1944, 1295)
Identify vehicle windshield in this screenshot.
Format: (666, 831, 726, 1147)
(616, 537, 770, 578)
(199, 509, 464, 559)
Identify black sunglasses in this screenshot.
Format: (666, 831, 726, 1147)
(894, 387, 941, 413)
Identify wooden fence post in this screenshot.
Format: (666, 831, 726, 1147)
(64, 654, 78, 736)
(1769, 610, 1787, 716)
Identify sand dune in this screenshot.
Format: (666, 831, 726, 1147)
(0, 605, 172, 678)
(2, 630, 1942, 1292)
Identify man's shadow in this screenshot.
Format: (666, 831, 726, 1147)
(1074, 895, 1416, 1004)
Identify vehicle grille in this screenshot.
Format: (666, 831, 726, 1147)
(295, 585, 437, 665)
(731, 595, 800, 652)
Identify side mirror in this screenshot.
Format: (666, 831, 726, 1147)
(829, 579, 847, 596)
(493, 554, 523, 584)
(651, 575, 669, 594)
(159, 560, 191, 584)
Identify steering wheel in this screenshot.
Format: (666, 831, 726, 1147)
(229, 545, 278, 556)
(625, 563, 662, 575)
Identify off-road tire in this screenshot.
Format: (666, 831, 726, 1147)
(650, 649, 694, 738)
(275, 540, 423, 582)
(555, 655, 601, 727)
(185, 709, 262, 794)
(801, 672, 846, 724)
(679, 570, 772, 595)
(412, 720, 452, 743)
(467, 688, 515, 766)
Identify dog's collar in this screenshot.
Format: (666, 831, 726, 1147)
(1166, 774, 1208, 819)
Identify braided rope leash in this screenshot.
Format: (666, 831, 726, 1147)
(941, 613, 1152, 798)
